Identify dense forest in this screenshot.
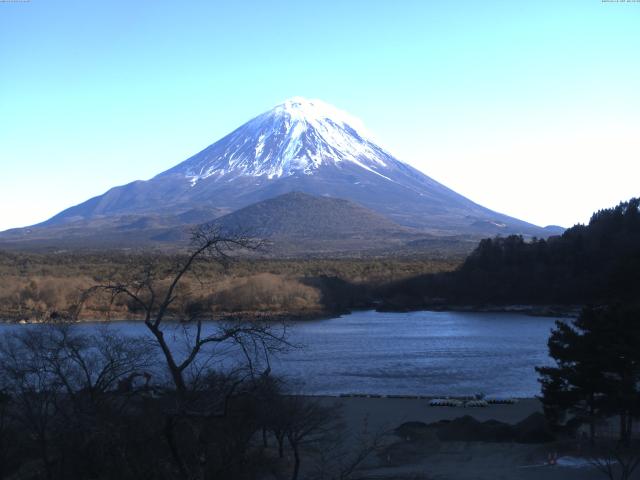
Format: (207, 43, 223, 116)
(380, 198, 640, 308)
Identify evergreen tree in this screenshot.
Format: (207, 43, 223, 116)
(537, 305, 640, 444)
(537, 310, 608, 443)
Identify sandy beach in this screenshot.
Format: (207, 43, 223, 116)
(312, 396, 606, 480)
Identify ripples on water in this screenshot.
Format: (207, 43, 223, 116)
(1, 310, 560, 397)
(273, 310, 558, 397)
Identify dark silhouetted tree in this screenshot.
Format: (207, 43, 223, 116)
(537, 305, 640, 445)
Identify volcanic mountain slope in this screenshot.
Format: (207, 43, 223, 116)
(3, 97, 562, 247)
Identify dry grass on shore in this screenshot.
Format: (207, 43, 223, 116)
(0, 251, 460, 321)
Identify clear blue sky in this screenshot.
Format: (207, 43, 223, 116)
(1, 0, 639, 231)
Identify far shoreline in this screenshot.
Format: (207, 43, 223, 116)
(0, 304, 580, 324)
(376, 303, 581, 318)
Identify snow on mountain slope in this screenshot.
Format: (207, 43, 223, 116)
(162, 97, 396, 183)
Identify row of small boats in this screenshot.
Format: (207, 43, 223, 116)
(335, 393, 518, 406)
(429, 397, 518, 407)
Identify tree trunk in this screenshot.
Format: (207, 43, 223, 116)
(620, 412, 629, 446)
(589, 399, 596, 445)
(164, 415, 189, 479)
(40, 439, 53, 480)
(277, 433, 284, 458)
(290, 442, 300, 480)
(147, 324, 187, 392)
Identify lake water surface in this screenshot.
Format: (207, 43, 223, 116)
(1, 310, 561, 397)
(274, 310, 559, 397)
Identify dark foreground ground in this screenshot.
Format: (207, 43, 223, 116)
(314, 396, 609, 480)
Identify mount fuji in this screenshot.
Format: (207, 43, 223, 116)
(1, 97, 562, 250)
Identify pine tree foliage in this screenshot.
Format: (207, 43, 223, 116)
(536, 305, 640, 444)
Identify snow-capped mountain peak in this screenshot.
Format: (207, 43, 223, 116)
(165, 97, 395, 184)
(275, 96, 373, 140)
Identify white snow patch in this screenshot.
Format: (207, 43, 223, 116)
(179, 96, 412, 184)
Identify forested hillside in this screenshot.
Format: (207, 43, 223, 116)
(380, 198, 640, 307)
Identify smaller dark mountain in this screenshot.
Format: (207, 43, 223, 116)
(380, 197, 640, 307)
(206, 191, 442, 256)
(213, 191, 410, 239)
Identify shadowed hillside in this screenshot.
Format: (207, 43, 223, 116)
(380, 197, 640, 308)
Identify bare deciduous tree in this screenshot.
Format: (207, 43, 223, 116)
(77, 226, 293, 479)
(0, 227, 301, 479)
(0, 323, 152, 480)
(280, 396, 337, 480)
(84, 225, 289, 393)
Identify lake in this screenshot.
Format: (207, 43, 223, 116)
(274, 310, 559, 397)
(0, 310, 561, 397)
